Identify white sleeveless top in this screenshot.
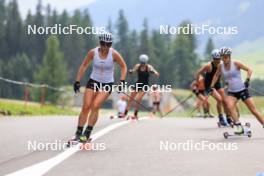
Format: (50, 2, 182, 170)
(90, 47, 114, 83)
(221, 61, 245, 92)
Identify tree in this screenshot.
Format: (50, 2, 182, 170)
(34, 36, 67, 103)
(22, 10, 36, 63)
(0, 53, 32, 99)
(126, 29, 139, 83)
(33, 0, 46, 64)
(204, 37, 214, 61)
(5, 0, 22, 56)
(107, 17, 113, 34)
(81, 9, 96, 53)
(139, 18, 152, 55)
(151, 30, 172, 85)
(114, 10, 130, 80)
(170, 21, 200, 88)
(0, 0, 7, 58)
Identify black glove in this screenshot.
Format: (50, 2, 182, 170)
(117, 80, 125, 93)
(73, 81, 81, 93)
(244, 78, 250, 88)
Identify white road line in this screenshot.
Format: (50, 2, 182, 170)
(5, 117, 149, 176)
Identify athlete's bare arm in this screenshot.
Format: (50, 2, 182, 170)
(113, 50, 127, 81)
(148, 65, 159, 76)
(234, 61, 252, 80)
(190, 80, 197, 90)
(196, 63, 210, 82)
(76, 49, 94, 82)
(211, 64, 221, 88)
(129, 64, 140, 74)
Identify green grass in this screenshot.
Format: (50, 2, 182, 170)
(201, 96, 264, 115)
(233, 37, 264, 79)
(170, 89, 264, 117)
(0, 99, 78, 116)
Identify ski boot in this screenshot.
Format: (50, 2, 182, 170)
(217, 115, 227, 127)
(226, 116, 234, 128)
(67, 134, 81, 147)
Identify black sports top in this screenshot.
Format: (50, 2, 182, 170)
(137, 64, 150, 85)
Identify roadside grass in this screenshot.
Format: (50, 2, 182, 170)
(0, 99, 78, 116)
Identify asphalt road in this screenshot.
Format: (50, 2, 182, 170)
(0, 115, 264, 176)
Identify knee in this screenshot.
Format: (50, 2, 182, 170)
(91, 103, 101, 111)
(225, 102, 232, 109)
(82, 104, 91, 114)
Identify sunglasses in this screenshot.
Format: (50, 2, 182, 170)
(100, 41, 112, 47)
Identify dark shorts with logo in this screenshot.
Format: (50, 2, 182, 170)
(228, 89, 251, 101)
(204, 82, 223, 95)
(86, 78, 113, 94)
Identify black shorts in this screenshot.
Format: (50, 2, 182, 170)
(197, 90, 205, 96)
(205, 82, 222, 92)
(204, 82, 223, 95)
(152, 102, 160, 113)
(193, 89, 205, 96)
(228, 89, 251, 101)
(86, 79, 113, 94)
(153, 102, 160, 106)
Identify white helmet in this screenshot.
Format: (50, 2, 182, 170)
(152, 84, 158, 89)
(220, 47, 232, 56)
(98, 32, 113, 43)
(211, 49, 221, 59)
(139, 54, 149, 64)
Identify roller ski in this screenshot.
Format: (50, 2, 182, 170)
(110, 113, 125, 119)
(204, 113, 214, 118)
(66, 135, 81, 147)
(66, 135, 92, 148)
(78, 135, 93, 150)
(223, 122, 252, 139)
(126, 115, 138, 121)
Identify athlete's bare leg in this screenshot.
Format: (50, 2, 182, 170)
(243, 97, 264, 125)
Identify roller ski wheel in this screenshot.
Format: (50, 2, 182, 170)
(247, 131, 252, 138)
(128, 115, 138, 121)
(245, 122, 251, 128)
(79, 137, 92, 150)
(223, 132, 229, 139)
(208, 114, 214, 118)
